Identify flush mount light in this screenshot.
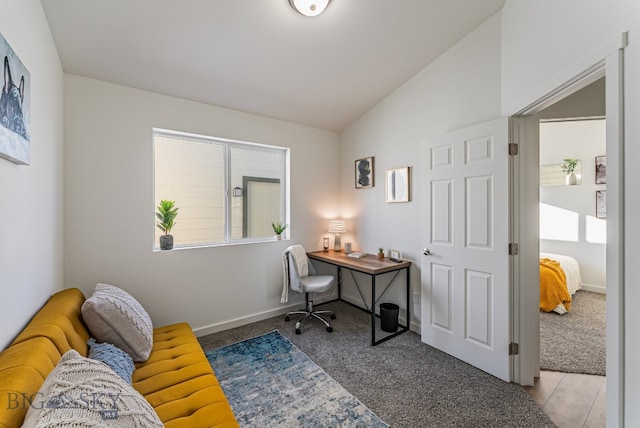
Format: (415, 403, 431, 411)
(289, 0, 331, 17)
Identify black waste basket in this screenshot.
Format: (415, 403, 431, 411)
(380, 303, 399, 333)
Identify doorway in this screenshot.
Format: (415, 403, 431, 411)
(525, 82, 607, 427)
(242, 176, 281, 238)
(537, 79, 607, 374)
(511, 42, 624, 427)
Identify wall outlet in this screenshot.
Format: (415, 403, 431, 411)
(413, 291, 420, 306)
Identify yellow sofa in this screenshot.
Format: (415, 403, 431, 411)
(0, 288, 239, 428)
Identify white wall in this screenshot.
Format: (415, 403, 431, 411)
(64, 75, 340, 334)
(539, 119, 606, 291)
(339, 13, 502, 328)
(0, 0, 64, 349)
(501, 0, 640, 423)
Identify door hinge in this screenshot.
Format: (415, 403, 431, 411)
(509, 343, 519, 355)
(509, 243, 519, 255)
(508, 143, 519, 156)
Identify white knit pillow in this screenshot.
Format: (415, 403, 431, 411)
(22, 349, 163, 427)
(81, 283, 153, 362)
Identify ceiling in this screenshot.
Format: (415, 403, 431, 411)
(41, 0, 505, 131)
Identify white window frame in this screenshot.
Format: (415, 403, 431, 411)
(153, 128, 290, 249)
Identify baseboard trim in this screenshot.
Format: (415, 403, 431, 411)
(193, 302, 303, 337)
(194, 297, 422, 337)
(580, 283, 606, 294)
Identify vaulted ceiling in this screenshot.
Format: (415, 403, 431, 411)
(41, 0, 505, 131)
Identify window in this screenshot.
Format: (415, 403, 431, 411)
(153, 129, 288, 249)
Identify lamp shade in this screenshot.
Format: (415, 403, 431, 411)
(289, 0, 331, 17)
(328, 220, 346, 234)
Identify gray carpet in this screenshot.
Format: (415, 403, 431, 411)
(540, 290, 606, 376)
(199, 301, 555, 427)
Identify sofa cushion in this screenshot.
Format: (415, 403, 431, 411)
(22, 349, 163, 427)
(133, 323, 238, 428)
(10, 288, 90, 356)
(87, 337, 135, 384)
(81, 283, 153, 362)
(0, 288, 91, 428)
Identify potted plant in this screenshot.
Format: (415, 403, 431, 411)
(378, 247, 385, 259)
(561, 158, 579, 185)
(156, 200, 178, 250)
(271, 222, 288, 240)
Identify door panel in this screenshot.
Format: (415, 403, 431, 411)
(421, 117, 510, 381)
(431, 263, 453, 331)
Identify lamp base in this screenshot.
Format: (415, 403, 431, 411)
(333, 234, 342, 252)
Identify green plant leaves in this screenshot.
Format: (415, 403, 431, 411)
(156, 200, 178, 234)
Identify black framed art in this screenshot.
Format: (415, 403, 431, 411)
(355, 156, 374, 189)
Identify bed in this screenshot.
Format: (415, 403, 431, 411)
(540, 252, 583, 314)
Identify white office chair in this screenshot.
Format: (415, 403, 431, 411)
(283, 246, 336, 334)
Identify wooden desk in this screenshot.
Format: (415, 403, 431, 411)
(307, 250, 411, 346)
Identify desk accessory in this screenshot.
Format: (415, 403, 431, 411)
(328, 220, 346, 251)
(347, 252, 366, 258)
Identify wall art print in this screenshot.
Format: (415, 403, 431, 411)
(595, 155, 606, 184)
(0, 32, 30, 165)
(385, 166, 410, 203)
(596, 190, 606, 219)
(355, 156, 374, 189)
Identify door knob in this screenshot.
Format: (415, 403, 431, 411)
(422, 249, 432, 256)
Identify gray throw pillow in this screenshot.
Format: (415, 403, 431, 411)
(81, 283, 153, 362)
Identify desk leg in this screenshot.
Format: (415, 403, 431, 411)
(337, 266, 342, 299)
(371, 274, 376, 346)
(406, 266, 410, 333)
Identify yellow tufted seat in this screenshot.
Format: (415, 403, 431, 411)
(134, 323, 238, 427)
(0, 288, 239, 428)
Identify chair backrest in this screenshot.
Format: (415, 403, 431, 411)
(287, 254, 303, 293)
(287, 252, 316, 293)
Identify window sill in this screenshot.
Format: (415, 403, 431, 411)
(152, 237, 289, 252)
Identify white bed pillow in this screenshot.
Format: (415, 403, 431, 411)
(81, 283, 153, 362)
(22, 349, 163, 427)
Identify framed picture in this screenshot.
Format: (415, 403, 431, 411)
(596, 190, 606, 219)
(385, 166, 410, 203)
(595, 155, 606, 184)
(355, 156, 374, 189)
(389, 249, 401, 260)
(0, 33, 31, 165)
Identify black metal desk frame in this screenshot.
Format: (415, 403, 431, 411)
(307, 251, 411, 346)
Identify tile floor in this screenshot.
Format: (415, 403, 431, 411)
(525, 370, 606, 428)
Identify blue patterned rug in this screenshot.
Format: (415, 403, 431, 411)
(205, 330, 389, 427)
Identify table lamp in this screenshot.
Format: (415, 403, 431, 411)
(328, 220, 346, 252)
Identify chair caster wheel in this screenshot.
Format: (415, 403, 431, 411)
(330, 314, 336, 320)
(285, 316, 290, 322)
(327, 327, 333, 333)
(295, 328, 301, 335)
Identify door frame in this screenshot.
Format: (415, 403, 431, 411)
(242, 176, 281, 238)
(511, 33, 626, 427)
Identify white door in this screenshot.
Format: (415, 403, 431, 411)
(421, 118, 511, 381)
(247, 181, 281, 237)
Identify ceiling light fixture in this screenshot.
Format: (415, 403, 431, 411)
(289, 0, 331, 17)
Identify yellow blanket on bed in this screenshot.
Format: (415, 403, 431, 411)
(540, 258, 572, 312)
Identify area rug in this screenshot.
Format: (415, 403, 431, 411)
(540, 290, 606, 376)
(205, 330, 389, 428)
